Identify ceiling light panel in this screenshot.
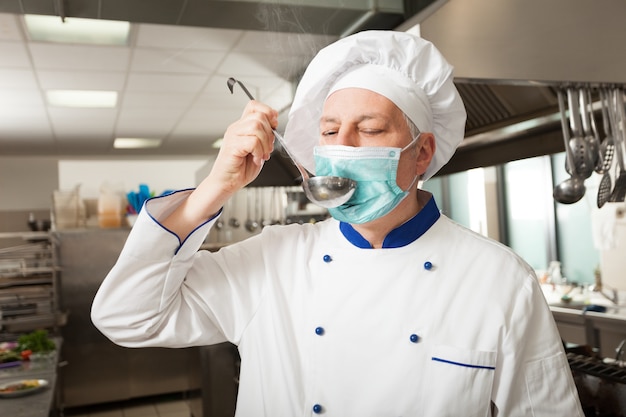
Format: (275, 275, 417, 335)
(114, 138, 162, 149)
(24, 14, 130, 46)
(46, 90, 118, 108)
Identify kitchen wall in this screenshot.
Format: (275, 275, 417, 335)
(0, 157, 58, 211)
(58, 159, 208, 199)
(0, 157, 59, 232)
(0, 156, 209, 232)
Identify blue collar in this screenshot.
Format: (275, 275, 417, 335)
(339, 196, 440, 249)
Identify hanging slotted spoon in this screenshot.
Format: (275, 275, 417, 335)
(568, 87, 594, 179)
(609, 88, 626, 203)
(226, 77, 356, 209)
(579, 88, 600, 171)
(597, 88, 615, 208)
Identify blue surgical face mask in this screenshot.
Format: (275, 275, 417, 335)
(314, 134, 420, 224)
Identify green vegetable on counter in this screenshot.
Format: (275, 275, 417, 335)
(0, 350, 21, 363)
(17, 330, 56, 353)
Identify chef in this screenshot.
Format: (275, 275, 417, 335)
(91, 30, 583, 416)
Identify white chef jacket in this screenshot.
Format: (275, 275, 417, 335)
(91, 189, 583, 417)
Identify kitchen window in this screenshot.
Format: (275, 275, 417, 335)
(425, 152, 600, 285)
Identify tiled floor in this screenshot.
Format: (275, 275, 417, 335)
(63, 393, 191, 417)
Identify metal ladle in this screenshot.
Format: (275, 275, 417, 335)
(553, 89, 586, 204)
(227, 77, 356, 209)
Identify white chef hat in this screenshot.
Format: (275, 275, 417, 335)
(283, 30, 467, 181)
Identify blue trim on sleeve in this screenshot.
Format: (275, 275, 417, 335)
(144, 188, 222, 254)
(431, 357, 495, 370)
(339, 196, 441, 249)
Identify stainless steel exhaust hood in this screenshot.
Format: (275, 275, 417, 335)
(440, 81, 564, 176)
(0, 0, 410, 36)
(422, 0, 626, 175)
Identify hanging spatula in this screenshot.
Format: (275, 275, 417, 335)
(597, 88, 616, 208)
(608, 88, 626, 203)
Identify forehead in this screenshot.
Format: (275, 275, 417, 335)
(321, 88, 404, 120)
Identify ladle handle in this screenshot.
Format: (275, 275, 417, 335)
(230, 78, 256, 102)
(568, 87, 583, 139)
(557, 89, 576, 174)
(227, 77, 310, 180)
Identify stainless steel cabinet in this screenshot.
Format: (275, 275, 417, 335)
(56, 229, 200, 408)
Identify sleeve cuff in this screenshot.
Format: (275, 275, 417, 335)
(139, 188, 222, 254)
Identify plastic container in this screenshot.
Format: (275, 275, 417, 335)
(98, 183, 124, 229)
(53, 186, 85, 229)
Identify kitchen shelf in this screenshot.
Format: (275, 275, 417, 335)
(0, 232, 65, 335)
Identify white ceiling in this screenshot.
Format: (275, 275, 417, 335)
(0, 12, 336, 158)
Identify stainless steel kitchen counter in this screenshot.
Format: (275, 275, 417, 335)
(0, 339, 61, 417)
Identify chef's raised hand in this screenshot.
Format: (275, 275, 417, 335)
(211, 100, 278, 193)
(161, 100, 278, 240)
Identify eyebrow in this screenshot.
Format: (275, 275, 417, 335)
(320, 113, 390, 124)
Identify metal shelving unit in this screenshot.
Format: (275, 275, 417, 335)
(0, 231, 65, 339)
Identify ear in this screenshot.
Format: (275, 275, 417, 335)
(415, 133, 436, 176)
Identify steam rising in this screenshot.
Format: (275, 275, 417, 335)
(254, 1, 340, 81)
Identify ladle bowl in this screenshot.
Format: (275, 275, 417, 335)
(227, 77, 356, 208)
(553, 176, 586, 204)
(304, 176, 358, 209)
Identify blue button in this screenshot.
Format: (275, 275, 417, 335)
(389, 150, 396, 157)
(423, 261, 433, 270)
(410, 334, 419, 343)
(315, 326, 325, 336)
(313, 404, 323, 414)
(323, 254, 332, 263)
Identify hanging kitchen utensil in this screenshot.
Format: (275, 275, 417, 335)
(568, 87, 594, 179)
(597, 88, 615, 208)
(245, 187, 259, 232)
(228, 192, 241, 228)
(226, 77, 356, 209)
(215, 215, 224, 230)
(268, 187, 281, 225)
(580, 88, 600, 170)
(554, 89, 586, 204)
(597, 88, 616, 174)
(275, 186, 287, 225)
(259, 187, 272, 227)
(608, 88, 626, 202)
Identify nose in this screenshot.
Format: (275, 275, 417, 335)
(334, 127, 359, 147)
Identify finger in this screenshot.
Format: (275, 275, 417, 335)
(215, 119, 269, 184)
(233, 116, 274, 162)
(242, 100, 279, 128)
(241, 101, 278, 159)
